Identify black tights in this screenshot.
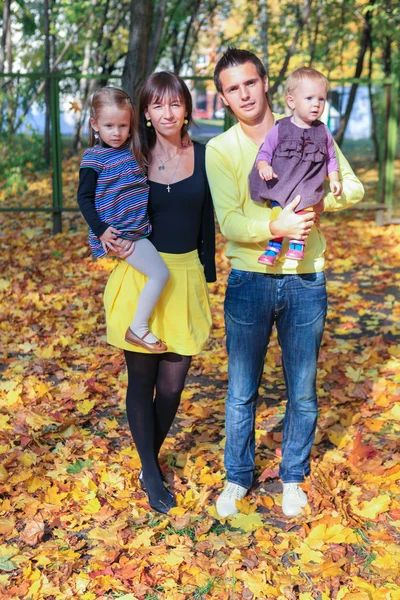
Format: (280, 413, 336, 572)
(124, 350, 191, 503)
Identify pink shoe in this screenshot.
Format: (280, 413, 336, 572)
(285, 241, 305, 261)
(258, 250, 279, 265)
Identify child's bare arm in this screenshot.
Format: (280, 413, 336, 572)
(257, 160, 278, 181)
(328, 170, 342, 196)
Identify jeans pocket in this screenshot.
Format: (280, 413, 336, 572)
(296, 271, 326, 288)
(227, 269, 252, 288)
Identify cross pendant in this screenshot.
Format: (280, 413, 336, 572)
(167, 184, 171, 193)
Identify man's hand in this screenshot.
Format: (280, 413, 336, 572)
(257, 160, 278, 181)
(269, 196, 315, 240)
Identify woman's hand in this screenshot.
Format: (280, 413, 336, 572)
(99, 226, 121, 254)
(109, 238, 136, 259)
(269, 196, 316, 240)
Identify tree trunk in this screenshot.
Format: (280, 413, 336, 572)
(146, 0, 167, 75)
(368, 38, 379, 162)
(383, 0, 391, 76)
(44, 0, 51, 166)
(0, 0, 10, 73)
(259, 0, 269, 72)
(73, 3, 95, 153)
(0, 0, 11, 131)
(335, 9, 372, 147)
(308, 2, 322, 66)
(269, 0, 313, 97)
(3, 0, 14, 129)
(121, 0, 153, 104)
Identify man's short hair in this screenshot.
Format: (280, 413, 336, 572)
(214, 47, 267, 94)
(285, 67, 329, 97)
(213, 48, 272, 113)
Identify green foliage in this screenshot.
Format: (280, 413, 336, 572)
(0, 132, 47, 199)
(66, 459, 92, 473)
(190, 578, 218, 599)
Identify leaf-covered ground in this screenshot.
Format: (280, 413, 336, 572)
(0, 158, 400, 599)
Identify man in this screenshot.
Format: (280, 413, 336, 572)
(206, 48, 364, 518)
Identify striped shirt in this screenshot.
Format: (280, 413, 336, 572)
(79, 144, 151, 258)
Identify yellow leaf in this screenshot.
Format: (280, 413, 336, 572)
(25, 413, 55, 430)
(383, 404, 400, 421)
(229, 512, 263, 532)
(76, 399, 95, 415)
(0, 415, 11, 430)
(336, 588, 351, 600)
(35, 555, 51, 567)
(235, 497, 257, 514)
(305, 522, 358, 548)
(0, 278, 11, 291)
(129, 530, 155, 549)
(36, 382, 50, 398)
(28, 579, 42, 597)
(26, 477, 50, 493)
(346, 366, 363, 382)
(6, 388, 21, 405)
(168, 506, 187, 516)
(163, 545, 187, 566)
(103, 417, 118, 430)
(81, 476, 98, 492)
(353, 495, 391, 520)
(82, 497, 101, 514)
(18, 452, 36, 467)
(75, 573, 90, 593)
(0, 465, 8, 482)
(239, 571, 278, 597)
(88, 526, 119, 546)
(294, 542, 324, 563)
(44, 485, 68, 506)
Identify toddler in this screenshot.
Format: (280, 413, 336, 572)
(77, 87, 169, 352)
(249, 67, 342, 265)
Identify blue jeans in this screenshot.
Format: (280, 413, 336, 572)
(224, 269, 327, 487)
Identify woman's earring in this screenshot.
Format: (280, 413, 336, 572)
(146, 120, 152, 128)
(94, 132, 99, 140)
(184, 118, 188, 125)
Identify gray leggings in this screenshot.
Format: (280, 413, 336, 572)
(125, 238, 169, 337)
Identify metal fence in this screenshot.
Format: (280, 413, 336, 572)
(0, 72, 398, 232)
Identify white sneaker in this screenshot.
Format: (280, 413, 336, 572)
(216, 482, 248, 517)
(282, 483, 308, 517)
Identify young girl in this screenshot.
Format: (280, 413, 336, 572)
(249, 67, 342, 265)
(77, 87, 169, 353)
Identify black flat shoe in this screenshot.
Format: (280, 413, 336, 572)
(138, 470, 172, 498)
(148, 493, 176, 515)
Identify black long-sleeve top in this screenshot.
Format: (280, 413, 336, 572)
(77, 141, 216, 282)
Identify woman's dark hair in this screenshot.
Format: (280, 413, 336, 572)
(214, 47, 272, 111)
(139, 71, 193, 164)
(89, 86, 144, 168)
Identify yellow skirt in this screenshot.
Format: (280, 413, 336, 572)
(104, 250, 212, 355)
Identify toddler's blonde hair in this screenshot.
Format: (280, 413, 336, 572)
(285, 67, 329, 97)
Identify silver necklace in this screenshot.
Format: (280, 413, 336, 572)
(156, 150, 179, 171)
(163, 150, 183, 193)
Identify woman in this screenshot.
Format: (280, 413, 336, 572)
(104, 71, 216, 514)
